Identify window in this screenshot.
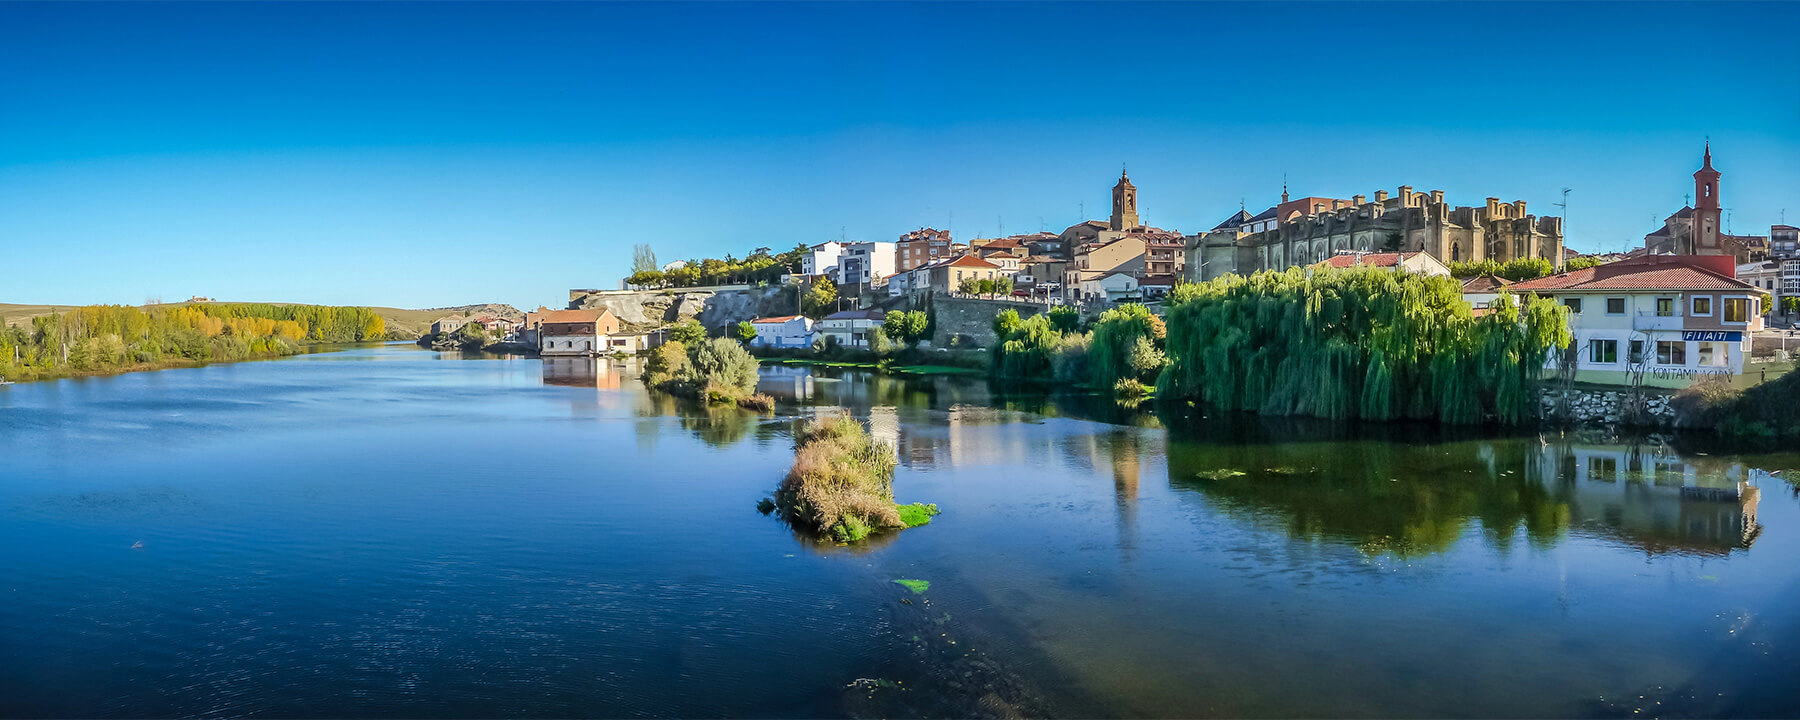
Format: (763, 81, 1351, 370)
(1656, 297, 1675, 317)
(1699, 342, 1729, 366)
(1656, 340, 1687, 365)
(1589, 339, 1618, 364)
(1606, 298, 1626, 315)
(1562, 298, 1582, 314)
(1629, 339, 1645, 364)
(1723, 297, 1749, 323)
(1691, 296, 1712, 316)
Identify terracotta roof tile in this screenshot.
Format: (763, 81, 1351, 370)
(1509, 256, 1759, 292)
(753, 315, 805, 323)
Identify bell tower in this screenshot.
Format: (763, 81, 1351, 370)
(1693, 141, 1722, 252)
(1110, 167, 1140, 231)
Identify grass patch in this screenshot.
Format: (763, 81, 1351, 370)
(896, 502, 940, 528)
(769, 414, 938, 544)
(1194, 469, 1247, 480)
(893, 579, 930, 594)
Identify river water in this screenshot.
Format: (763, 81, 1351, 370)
(2, 344, 1797, 717)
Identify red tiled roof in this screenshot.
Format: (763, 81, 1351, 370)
(752, 315, 805, 323)
(1313, 252, 1417, 269)
(533, 308, 612, 324)
(1460, 275, 1514, 293)
(1509, 256, 1759, 292)
(944, 254, 1000, 269)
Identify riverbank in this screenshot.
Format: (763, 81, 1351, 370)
(759, 357, 984, 376)
(0, 342, 386, 385)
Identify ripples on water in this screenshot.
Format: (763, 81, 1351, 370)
(2, 345, 1798, 717)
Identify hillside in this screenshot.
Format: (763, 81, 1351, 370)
(0, 302, 523, 339)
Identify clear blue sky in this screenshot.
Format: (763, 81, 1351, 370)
(3, 1, 1797, 310)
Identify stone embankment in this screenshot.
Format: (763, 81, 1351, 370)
(1539, 386, 1677, 426)
(568, 285, 796, 332)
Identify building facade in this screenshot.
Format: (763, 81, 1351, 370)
(1187, 186, 1564, 282)
(836, 241, 896, 287)
(527, 308, 624, 356)
(817, 309, 886, 349)
(748, 315, 815, 349)
(1509, 255, 1767, 387)
(896, 228, 965, 272)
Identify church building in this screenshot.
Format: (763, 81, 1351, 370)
(1643, 144, 1768, 263)
(1185, 184, 1564, 282)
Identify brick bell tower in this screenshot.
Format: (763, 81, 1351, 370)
(1693, 141, 1722, 253)
(1110, 167, 1140, 231)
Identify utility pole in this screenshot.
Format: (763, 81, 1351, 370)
(1554, 187, 1571, 267)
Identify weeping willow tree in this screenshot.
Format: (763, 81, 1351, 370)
(1158, 267, 1569, 425)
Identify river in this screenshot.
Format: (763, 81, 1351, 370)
(2, 344, 1797, 717)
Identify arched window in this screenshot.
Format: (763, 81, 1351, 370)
(1451, 243, 1461, 262)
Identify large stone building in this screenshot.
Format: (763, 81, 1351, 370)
(1643, 144, 1767, 264)
(1186, 185, 1564, 282)
(895, 228, 966, 272)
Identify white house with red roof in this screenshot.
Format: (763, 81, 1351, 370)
(1509, 255, 1768, 387)
(1308, 250, 1451, 277)
(748, 315, 815, 349)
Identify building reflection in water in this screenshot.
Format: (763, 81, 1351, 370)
(540, 356, 622, 390)
(1168, 430, 1769, 558)
(1540, 441, 1762, 554)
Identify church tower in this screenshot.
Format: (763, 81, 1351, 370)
(1110, 168, 1140, 231)
(1693, 142, 1722, 253)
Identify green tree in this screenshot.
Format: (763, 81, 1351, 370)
(632, 244, 659, 274)
(992, 309, 1022, 340)
(883, 310, 930, 348)
(627, 269, 665, 288)
(1783, 296, 1800, 316)
(802, 278, 838, 320)
(733, 320, 758, 344)
(1089, 303, 1166, 388)
(1564, 255, 1604, 271)
(669, 318, 707, 346)
(993, 275, 1014, 297)
(959, 276, 984, 296)
(1047, 305, 1080, 333)
(1158, 266, 1569, 425)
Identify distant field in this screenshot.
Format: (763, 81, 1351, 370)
(0, 302, 457, 338)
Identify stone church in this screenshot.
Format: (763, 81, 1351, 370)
(1186, 184, 1564, 282)
(1642, 144, 1767, 263)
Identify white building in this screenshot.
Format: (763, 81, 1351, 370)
(836, 241, 896, 287)
(817, 309, 886, 349)
(1079, 272, 1140, 304)
(801, 242, 843, 279)
(1510, 255, 1767, 387)
(748, 315, 816, 349)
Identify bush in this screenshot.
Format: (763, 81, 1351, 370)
(772, 415, 918, 544)
(668, 318, 707, 346)
(644, 340, 689, 386)
(688, 337, 760, 395)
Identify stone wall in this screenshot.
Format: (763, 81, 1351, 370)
(925, 294, 1046, 349)
(568, 286, 797, 332)
(1538, 385, 1676, 426)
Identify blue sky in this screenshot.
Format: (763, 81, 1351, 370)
(3, 2, 1797, 309)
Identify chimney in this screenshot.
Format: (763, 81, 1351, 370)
(1514, 200, 1527, 216)
(1375, 190, 1389, 203)
(1353, 194, 1367, 206)
(1332, 199, 1346, 210)
(1429, 189, 1444, 204)
(1486, 197, 1500, 216)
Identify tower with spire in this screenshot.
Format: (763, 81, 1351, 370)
(1692, 141, 1722, 253)
(1110, 167, 1140, 231)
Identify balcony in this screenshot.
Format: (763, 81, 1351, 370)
(1633, 310, 1685, 332)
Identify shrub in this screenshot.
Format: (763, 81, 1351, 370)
(643, 340, 689, 386)
(1047, 305, 1080, 333)
(668, 318, 707, 346)
(733, 321, 757, 344)
(688, 337, 760, 395)
(774, 415, 906, 543)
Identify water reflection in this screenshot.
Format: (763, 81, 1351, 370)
(1162, 430, 1768, 558)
